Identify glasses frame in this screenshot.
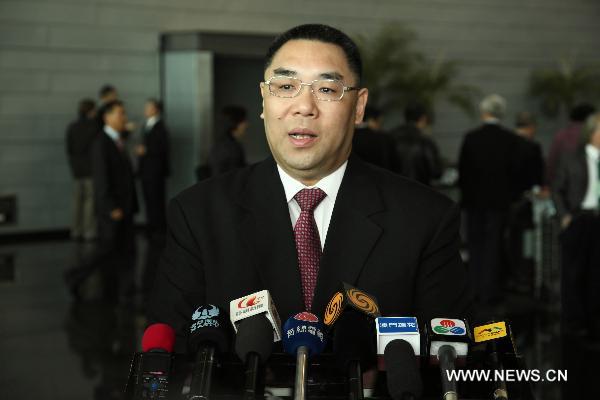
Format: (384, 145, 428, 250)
(263, 76, 360, 102)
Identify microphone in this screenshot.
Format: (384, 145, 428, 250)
(282, 312, 327, 400)
(187, 304, 232, 400)
(332, 310, 377, 400)
(230, 290, 282, 342)
(375, 316, 423, 399)
(426, 318, 471, 400)
(234, 315, 275, 399)
(324, 284, 380, 400)
(473, 321, 516, 400)
(384, 339, 423, 400)
(127, 323, 176, 399)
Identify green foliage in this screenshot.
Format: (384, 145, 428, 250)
(355, 25, 480, 118)
(529, 58, 600, 118)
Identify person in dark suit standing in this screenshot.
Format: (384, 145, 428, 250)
(352, 106, 396, 170)
(553, 113, 600, 400)
(209, 105, 248, 176)
(135, 99, 170, 237)
(66, 98, 98, 241)
(553, 112, 600, 334)
(65, 100, 138, 302)
(148, 24, 471, 356)
(389, 103, 443, 186)
(458, 94, 521, 309)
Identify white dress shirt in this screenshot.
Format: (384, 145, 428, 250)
(277, 161, 348, 250)
(103, 125, 120, 143)
(145, 116, 159, 131)
(581, 144, 600, 210)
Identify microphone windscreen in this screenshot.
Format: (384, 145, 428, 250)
(282, 312, 327, 356)
(188, 305, 232, 354)
(235, 315, 274, 362)
(384, 339, 423, 400)
(142, 323, 176, 352)
(332, 310, 376, 369)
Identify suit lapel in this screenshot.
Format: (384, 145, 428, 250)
(312, 156, 385, 317)
(237, 158, 304, 319)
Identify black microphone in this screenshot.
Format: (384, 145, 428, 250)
(323, 283, 381, 400)
(127, 323, 176, 399)
(235, 315, 274, 399)
(473, 321, 516, 400)
(332, 310, 377, 400)
(187, 304, 232, 400)
(384, 339, 423, 400)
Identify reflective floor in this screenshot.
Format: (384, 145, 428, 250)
(0, 235, 593, 399)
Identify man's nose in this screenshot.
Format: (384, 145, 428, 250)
(291, 84, 318, 117)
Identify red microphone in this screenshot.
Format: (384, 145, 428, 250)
(142, 323, 176, 353)
(127, 323, 176, 399)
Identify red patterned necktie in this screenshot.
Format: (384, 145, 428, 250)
(293, 188, 327, 311)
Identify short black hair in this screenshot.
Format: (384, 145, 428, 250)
(147, 98, 163, 113)
(404, 103, 429, 123)
(78, 98, 96, 118)
(569, 103, 596, 122)
(515, 111, 536, 128)
(99, 84, 116, 99)
(101, 100, 124, 122)
(264, 24, 362, 84)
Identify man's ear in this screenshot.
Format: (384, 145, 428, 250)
(259, 83, 265, 119)
(354, 88, 369, 125)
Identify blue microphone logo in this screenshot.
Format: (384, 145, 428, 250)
(282, 312, 327, 356)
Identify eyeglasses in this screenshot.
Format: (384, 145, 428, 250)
(263, 76, 359, 102)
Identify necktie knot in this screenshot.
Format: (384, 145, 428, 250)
(294, 188, 326, 212)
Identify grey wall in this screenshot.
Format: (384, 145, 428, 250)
(1, 0, 599, 233)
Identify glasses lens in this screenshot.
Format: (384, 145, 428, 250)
(313, 80, 344, 101)
(268, 76, 301, 98)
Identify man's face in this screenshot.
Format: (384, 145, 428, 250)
(260, 39, 368, 185)
(591, 121, 600, 148)
(104, 105, 128, 132)
(144, 102, 158, 119)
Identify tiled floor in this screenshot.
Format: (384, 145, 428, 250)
(0, 236, 592, 399)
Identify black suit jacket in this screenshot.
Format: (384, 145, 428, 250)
(390, 124, 443, 186)
(552, 146, 589, 218)
(458, 123, 521, 210)
(91, 132, 138, 219)
(66, 118, 99, 178)
(138, 120, 170, 179)
(148, 156, 471, 351)
(514, 136, 545, 196)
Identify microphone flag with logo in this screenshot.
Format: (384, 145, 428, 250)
(230, 290, 282, 342)
(323, 282, 381, 330)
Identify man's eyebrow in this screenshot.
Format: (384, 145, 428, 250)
(272, 68, 297, 77)
(319, 71, 344, 81)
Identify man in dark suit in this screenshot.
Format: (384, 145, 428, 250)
(553, 112, 600, 335)
(136, 98, 170, 237)
(352, 106, 396, 170)
(389, 103, 443, 186)
(458, 94, 521, 308)
(553, 113, 600, 399)
(65, 100, 138, 302)
(148, 24, 471, 354)
(66, 98, 98, 240)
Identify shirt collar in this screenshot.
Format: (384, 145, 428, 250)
(146, 116, 159, 130)
(277, 160, 348, 203)
(586, 144, 599, 161)
(103, 125, 120, 142)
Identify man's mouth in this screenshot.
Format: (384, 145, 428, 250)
(288, 129, 318, 147)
